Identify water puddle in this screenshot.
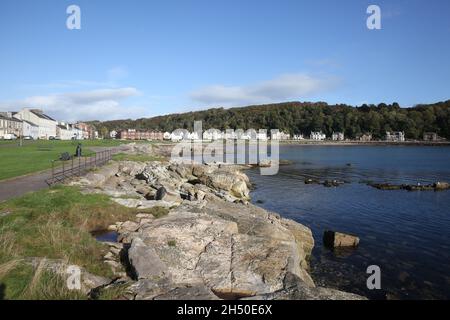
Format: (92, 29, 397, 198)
(91, 230, 119, 242)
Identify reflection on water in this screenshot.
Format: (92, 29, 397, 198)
(248, 145, 450, 300)
(91, 230, 118, 242)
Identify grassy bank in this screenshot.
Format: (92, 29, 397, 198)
(0, 186, 168, 299)
(112, 152, 166, 162)
(0, 140, 126, 181)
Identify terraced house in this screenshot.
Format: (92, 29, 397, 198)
(13, 108, 57, 139)
(0, 112, 23, 138)
(21, 120, 39, 140)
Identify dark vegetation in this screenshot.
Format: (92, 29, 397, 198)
(89, 100, 450, 140)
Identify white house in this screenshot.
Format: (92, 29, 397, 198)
(256, 131, 268, 141)
(386, 131, 405, 142)
(110, 130, 117, 139)
(22, 120, 39, 139)
(310, 131, 326, 141)
(0, 113, 23, 138)
(332, 132, 345, 141)
(240, 133, 251, 140)
(57, 123, 79, 140)
(14, 108, 57, 139)
(271, 131, 291, 140)
(73, 126, 84, 140)
(224, 131, 237, 140)
(163, 132, 172, 140)
(203, 129, 223, 141)
(188, 132, 200, 140)
(293, 134, 304, 140)
(170, 129, 190, 142)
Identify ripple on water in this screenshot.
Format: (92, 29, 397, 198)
(247, 145, 450, 299)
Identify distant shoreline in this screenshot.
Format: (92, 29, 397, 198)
(150, 140, 450, 147)
(277, 140, 450, 146)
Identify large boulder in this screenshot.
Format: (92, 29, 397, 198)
(168, 163, 193, 179)
(124, 199, 316, 299)
(180, 183, 207, 201)
(197, 169, 250, 200)
(118, 221, 140, 233)
(118, 161, 147, 177)
(128, 238, 168, 280)
(281, 218, 314, 268)
(155, 186, 182, 204)
(434, 181, 450, 191)
(231, 180, 250, 199)
(323, 230, 360, 248)
(192, 164, 217, 178)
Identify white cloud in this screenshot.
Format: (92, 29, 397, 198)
(0, 87, 151, 122)
(190, 73, 340, 106)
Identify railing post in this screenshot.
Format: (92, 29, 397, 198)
(51, 160, 54, 184)
(47, 150, 116, 186)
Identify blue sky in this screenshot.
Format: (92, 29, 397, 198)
(0, 0, 449, 121)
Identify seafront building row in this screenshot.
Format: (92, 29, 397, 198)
(115, 128, 288, 141)
(0, 108, 97, 140)
(113, 128, 442, 142)
(1, 108, 444, 143)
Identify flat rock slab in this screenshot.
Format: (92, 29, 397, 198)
(125, 199, 316, 299)
(111, 198, 177, 209)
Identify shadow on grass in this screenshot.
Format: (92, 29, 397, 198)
(0, 283, 5, 300)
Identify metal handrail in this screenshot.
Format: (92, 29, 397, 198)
(46, 149, 112, 185)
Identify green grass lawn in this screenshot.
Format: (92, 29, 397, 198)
(0, 186, 168, 299)
(0, 140, 127, 181)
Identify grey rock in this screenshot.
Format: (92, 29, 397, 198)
(245, 273, 366, 300)
(27, 258, 110, 296)
(118, 221, 140, 233)
(128, 238, 168, 280)
(323, 230, 360, 248)
(155, 186, 182, 204)
(434, 181, 450, 190)
(75, 158, 365, 300)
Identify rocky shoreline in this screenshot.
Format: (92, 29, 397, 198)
(65, 144, 365, 300)
(368, 181, 450, 191)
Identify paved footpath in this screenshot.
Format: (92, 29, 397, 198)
(0, 146, 129, 202)
(0, 170, 53, 202)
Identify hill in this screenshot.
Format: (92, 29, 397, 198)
(90, 100, 450, 140)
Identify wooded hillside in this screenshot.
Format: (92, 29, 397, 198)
(90, 100, 450, 139)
